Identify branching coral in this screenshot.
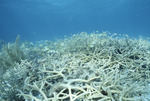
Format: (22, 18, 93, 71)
(1, 32, 150, 101)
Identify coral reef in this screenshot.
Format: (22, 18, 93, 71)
(0, 32, 150, 101)
(0, 35, 26, 75)
(0, 36, 29, 100)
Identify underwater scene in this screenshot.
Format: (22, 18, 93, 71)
(0, 0, 150, 101)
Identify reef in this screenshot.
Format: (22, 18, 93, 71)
(0, 32, 150, 101)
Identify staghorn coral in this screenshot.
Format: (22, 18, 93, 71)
(1, 32, 150, 101)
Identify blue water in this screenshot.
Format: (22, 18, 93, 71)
(0, 0, 150, 42)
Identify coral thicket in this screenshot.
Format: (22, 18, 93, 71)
(0, 32, 150, 101)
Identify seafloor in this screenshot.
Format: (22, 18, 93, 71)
(0, 32, 150, 101)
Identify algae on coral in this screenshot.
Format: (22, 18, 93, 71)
(0, 35, 26, 73)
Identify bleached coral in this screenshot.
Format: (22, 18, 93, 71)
(1, 32, 150, 101)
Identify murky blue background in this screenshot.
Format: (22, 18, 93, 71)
(0, 0, 150, 42)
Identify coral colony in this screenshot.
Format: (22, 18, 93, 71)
(0, 32, 150, 101)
